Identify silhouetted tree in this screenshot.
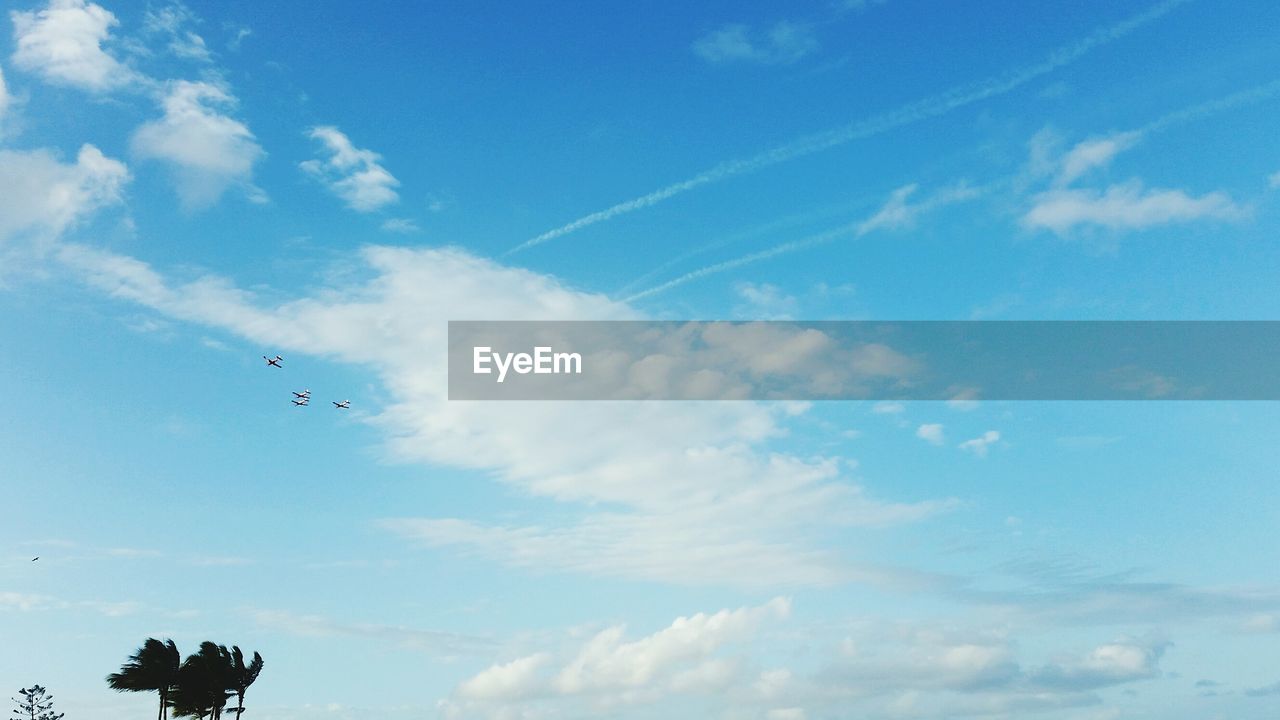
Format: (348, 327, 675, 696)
(169, 643, 232, 720)
(110, 639, 264, 720)
(11, 686, 64, 720)
(107, 638, 182, 720)
(225, 647, 263, 720)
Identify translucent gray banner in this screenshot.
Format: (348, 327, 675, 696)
(447, 321, 1280, 401)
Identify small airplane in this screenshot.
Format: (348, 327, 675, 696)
(263, 355, 283, 368)
(292, 399, 310, 406)
(31, 557, 38, 562)
(292, 389, 311, 399)
(332, 400, 351, 409)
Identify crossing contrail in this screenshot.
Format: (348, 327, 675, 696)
(508, 0, 1193, 255)
(623, 75, 1280, 303)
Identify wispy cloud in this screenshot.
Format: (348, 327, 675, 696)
(693, 22, 819, 65)
(252, 609, 494, 656)
(301, 126, 400, 212)
(1053, 131, 1143, 186)
(143, 2, 213, 63)
(1245, 680, 1280, 697)
(509, 0, 1191, 253)
(380, 218, 420, 234)
(0, 66, 10, 122)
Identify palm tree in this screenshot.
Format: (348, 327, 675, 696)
(225, 647, 264, 720)
(170, 642, 233, 720)
(107, 638, 182, 720)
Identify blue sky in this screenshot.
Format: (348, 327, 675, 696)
(2, 1, 1280, 718)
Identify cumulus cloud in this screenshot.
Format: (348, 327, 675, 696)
(0, 144, 129, 245)
(10, 0, 138, 91)
(916, 423, 945, 445)
(300, 126, 400, 212)
(56, 242, 952, 588)
(958, 430, 1000, 457)
(693, 22, 818, 65)
(131, 80, 264, 209)
(442, 609, 1172, 720)
(443, 599, 790, 718)
(1024, 181, 1243, 235)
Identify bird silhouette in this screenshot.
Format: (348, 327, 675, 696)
(31, 557, 39, 562)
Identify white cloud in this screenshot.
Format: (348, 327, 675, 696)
(693, 22, 818, 65)
(958, 430, 1000, 457)
(131, 80, 264, 209)
(443, 612, 1174, 720)
(1024, 181, 1243, 235)
(871, 401, 904, 415)
(0, 144, 129, 245)
(56, 243, 952, 588)
(734, 282, 799, 320)
(1269, 171, 1280, 189)
(0, 65, 9, 121)
(301, 126, 400, 212)
(11, 0, 138, 92)
(916, 423, 945, 445)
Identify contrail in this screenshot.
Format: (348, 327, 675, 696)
(625, 76, 1280, 303)
(509, 0, 1193, 255)
(623, 183, 987, 302)
(623, 224, 859, 302)
(1137, 77, 1280, 134)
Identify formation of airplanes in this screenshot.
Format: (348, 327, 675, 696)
(263, 355, 351, 410)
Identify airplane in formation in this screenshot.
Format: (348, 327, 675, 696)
(264, 354, 349, 409)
